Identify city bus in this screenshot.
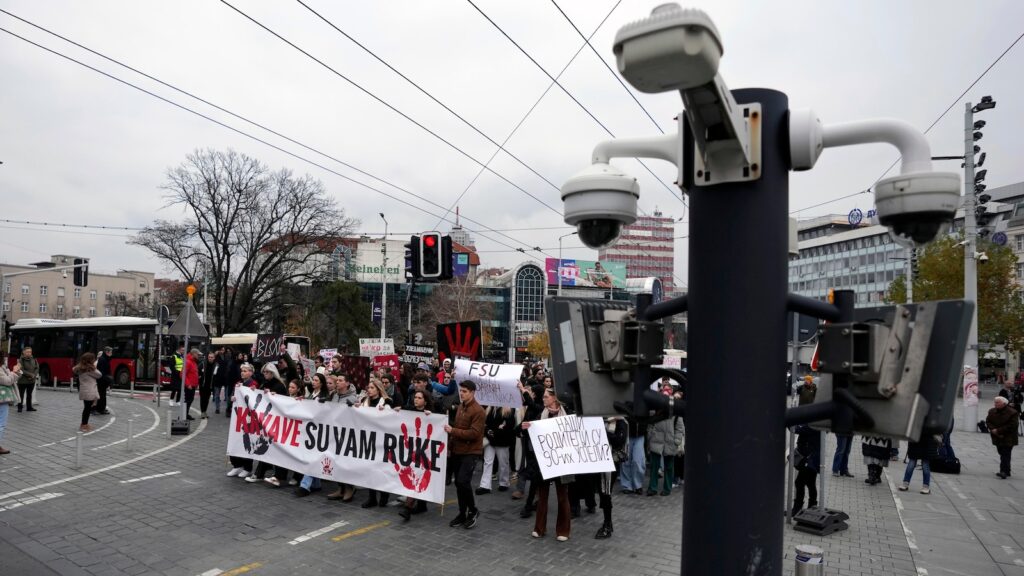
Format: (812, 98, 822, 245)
(6, 317, 162, 387)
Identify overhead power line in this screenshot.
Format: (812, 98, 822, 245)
(219, 0, 563, 217)
(0, 12, 551, 260)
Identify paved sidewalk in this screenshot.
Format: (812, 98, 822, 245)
(0, 388, 1012, 575)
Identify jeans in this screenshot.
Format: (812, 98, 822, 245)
(832, 434, 853, 474)
(212, 386, 225, 411)
(17, 381, 34, 409)
(902, 458, 931, 486)
(620, 436, 646, 490)
(480, 444, 510, 490)
(0, 403, 8, 443)
(300, 475, 321, 491)
(648, 453, 674, 493)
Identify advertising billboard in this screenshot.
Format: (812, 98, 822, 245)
(545, 259, 627, 289)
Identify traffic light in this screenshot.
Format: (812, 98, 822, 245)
(404, 235, 421, 281)
(420, 232, 442, 279)
(73, 258, 89, 287)
(441, 235, 454, 280)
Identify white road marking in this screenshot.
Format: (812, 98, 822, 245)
(968, 506, 987, 522)
(38, 412, 118, 447)
(0, 465, 23, 473)
(0, 492, 64, 512)
(917, 568, 929, 575)
(198, 570, 224, 576)
(288, 520, 350, 545)
(92, 401, 161, 451)
(0, 407, 208, 502)
(885, 472, 919, 551)
(119, 471, 181, 484)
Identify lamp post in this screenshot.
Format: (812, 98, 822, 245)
(557, 231, 578, 296)
(379, 213, 388, 340)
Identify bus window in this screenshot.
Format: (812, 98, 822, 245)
(53, 330, 75, 358)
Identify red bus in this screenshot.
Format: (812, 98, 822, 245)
(6, 317, 162, 388)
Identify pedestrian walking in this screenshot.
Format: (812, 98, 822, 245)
(646, 392, 684, 497)
(73, 353, 101, 432)
(861, 436, 892, 485)
(524, 388, 572, 541)
(792, 425, 821, 515)
(94, 346, 113, 415)
(16, 346, 38, 413)
(899, 435, 938, 494)
(444, 380, 485, 529)
(0, 355, 22, 454)
(831, 432, 855, 478)
(477, 405, 515, 495)
(987, 395, 1019, 479)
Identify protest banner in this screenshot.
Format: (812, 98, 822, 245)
(228, 387, 448, 503)
(253, 334, 284, 361)
(372, 354, 401, 381)
(401, 345, 434, 365)
(300, 358, 316, 379)
(453, 359, 523, 408)
(437, 321, 482, 363)
(318, 348, 338, 365)
(359, 338, 395, 358)
(527, 415, 615, 480)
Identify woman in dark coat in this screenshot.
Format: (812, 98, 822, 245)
(987, 395, 1020, 479)
(861, 436, 892, 486)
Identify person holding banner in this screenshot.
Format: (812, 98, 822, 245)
(357, 381, 395, 508)
(398, 389, 434, 521)
(477, 405, 516, 495)
(226, 363, 259, 479)
(444, 381, 486, 530)
(522, 388, 572, 541)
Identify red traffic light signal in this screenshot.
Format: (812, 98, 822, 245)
(424, 235, 437, 248)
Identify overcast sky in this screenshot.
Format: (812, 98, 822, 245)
(2, 0, 1022, 289)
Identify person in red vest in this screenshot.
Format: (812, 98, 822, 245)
(183, 348, 201, 421)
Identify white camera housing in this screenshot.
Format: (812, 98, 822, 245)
(874, 171, 961, 249)
(613, 4, 722, 93)
(561, 163, 639, 250)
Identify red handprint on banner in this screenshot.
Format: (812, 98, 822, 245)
(393, 417, 445, 493)
(441, 322, 480, 363)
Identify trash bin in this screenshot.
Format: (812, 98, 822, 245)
(794, 544, 824, 576)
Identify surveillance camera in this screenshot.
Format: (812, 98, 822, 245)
(976, 251, 989, 263)
(62, 269, 68, 279)
(561, 163, 639, 250)
(874, 171, 960, 249)
(613, 4, 721, 93)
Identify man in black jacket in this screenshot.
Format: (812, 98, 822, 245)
(94, 346, 113, 415)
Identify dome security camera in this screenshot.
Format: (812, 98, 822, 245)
(561, 163, 639, 250)
(874, 171, 961, 249)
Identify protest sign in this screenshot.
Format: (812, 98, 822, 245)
(527, 415, 615, 480)
(253, 334, 284, 361)
(228, 387, 448, 503)
(359, 338, 395, 357)
(338, 355, 371, 390)
(437, 321, 482, 363)
(372, 354, 401, 381)
(453, 359, 523, 408)
(300, 358, 316, 379)
(286, 343, 301, 360)
(318, 348, 337, 365)
(401, 345, 434, 365)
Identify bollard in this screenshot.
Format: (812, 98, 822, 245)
(166, 410, 172, 437)
(126, 419, 134, 452)
(154, 382, 160, 406)
(75, 431, 84, 469)
(130, 378, 135, 399)
(794, 545, 824, 576)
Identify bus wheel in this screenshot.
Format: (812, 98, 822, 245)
(115, 366, 131, 388)
(39, 364, 52, 387)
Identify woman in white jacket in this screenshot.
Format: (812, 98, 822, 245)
(0, 356, 23, 454)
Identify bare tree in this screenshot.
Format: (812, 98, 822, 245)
(132, 149, 357, 333)
(414, 277, 496, 345)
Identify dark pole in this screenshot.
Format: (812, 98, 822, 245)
(683, 88, 789, 575)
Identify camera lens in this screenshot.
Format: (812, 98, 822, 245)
(577, 219, 623, 249)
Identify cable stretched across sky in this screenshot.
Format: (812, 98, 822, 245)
(0, 11, 556, 260)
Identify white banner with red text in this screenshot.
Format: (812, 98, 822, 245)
(227, 387, 448, 503)
(527, 415, 615, 480)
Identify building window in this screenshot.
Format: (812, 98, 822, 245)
(90, 290, 97, 301)
(1, 302, 8, 312)
(1017, 262, 1024, 281)
(105, 291, 112, 302)
(74, 287, 81, 299)
(104, 307, 111, 316)
(21, 301, 29, 312)
(56, 304, 64, 315)
(1016, 234, 1024, 252)
(39, 303, 47, 313)
(57, 286, 65, 298)
(89, 307, 97, 317)
(3, 282, 8, 294)
(21, 284, 29, 295)
(40, 285, 48, 296)
(73, 305, 81, 317)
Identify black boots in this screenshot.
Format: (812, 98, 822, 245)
(864, 464, 883, 485)
(595, 522, 613, 539)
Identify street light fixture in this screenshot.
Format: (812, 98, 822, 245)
(379, 213, 388, 340)
(557, 231, 579, 296)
